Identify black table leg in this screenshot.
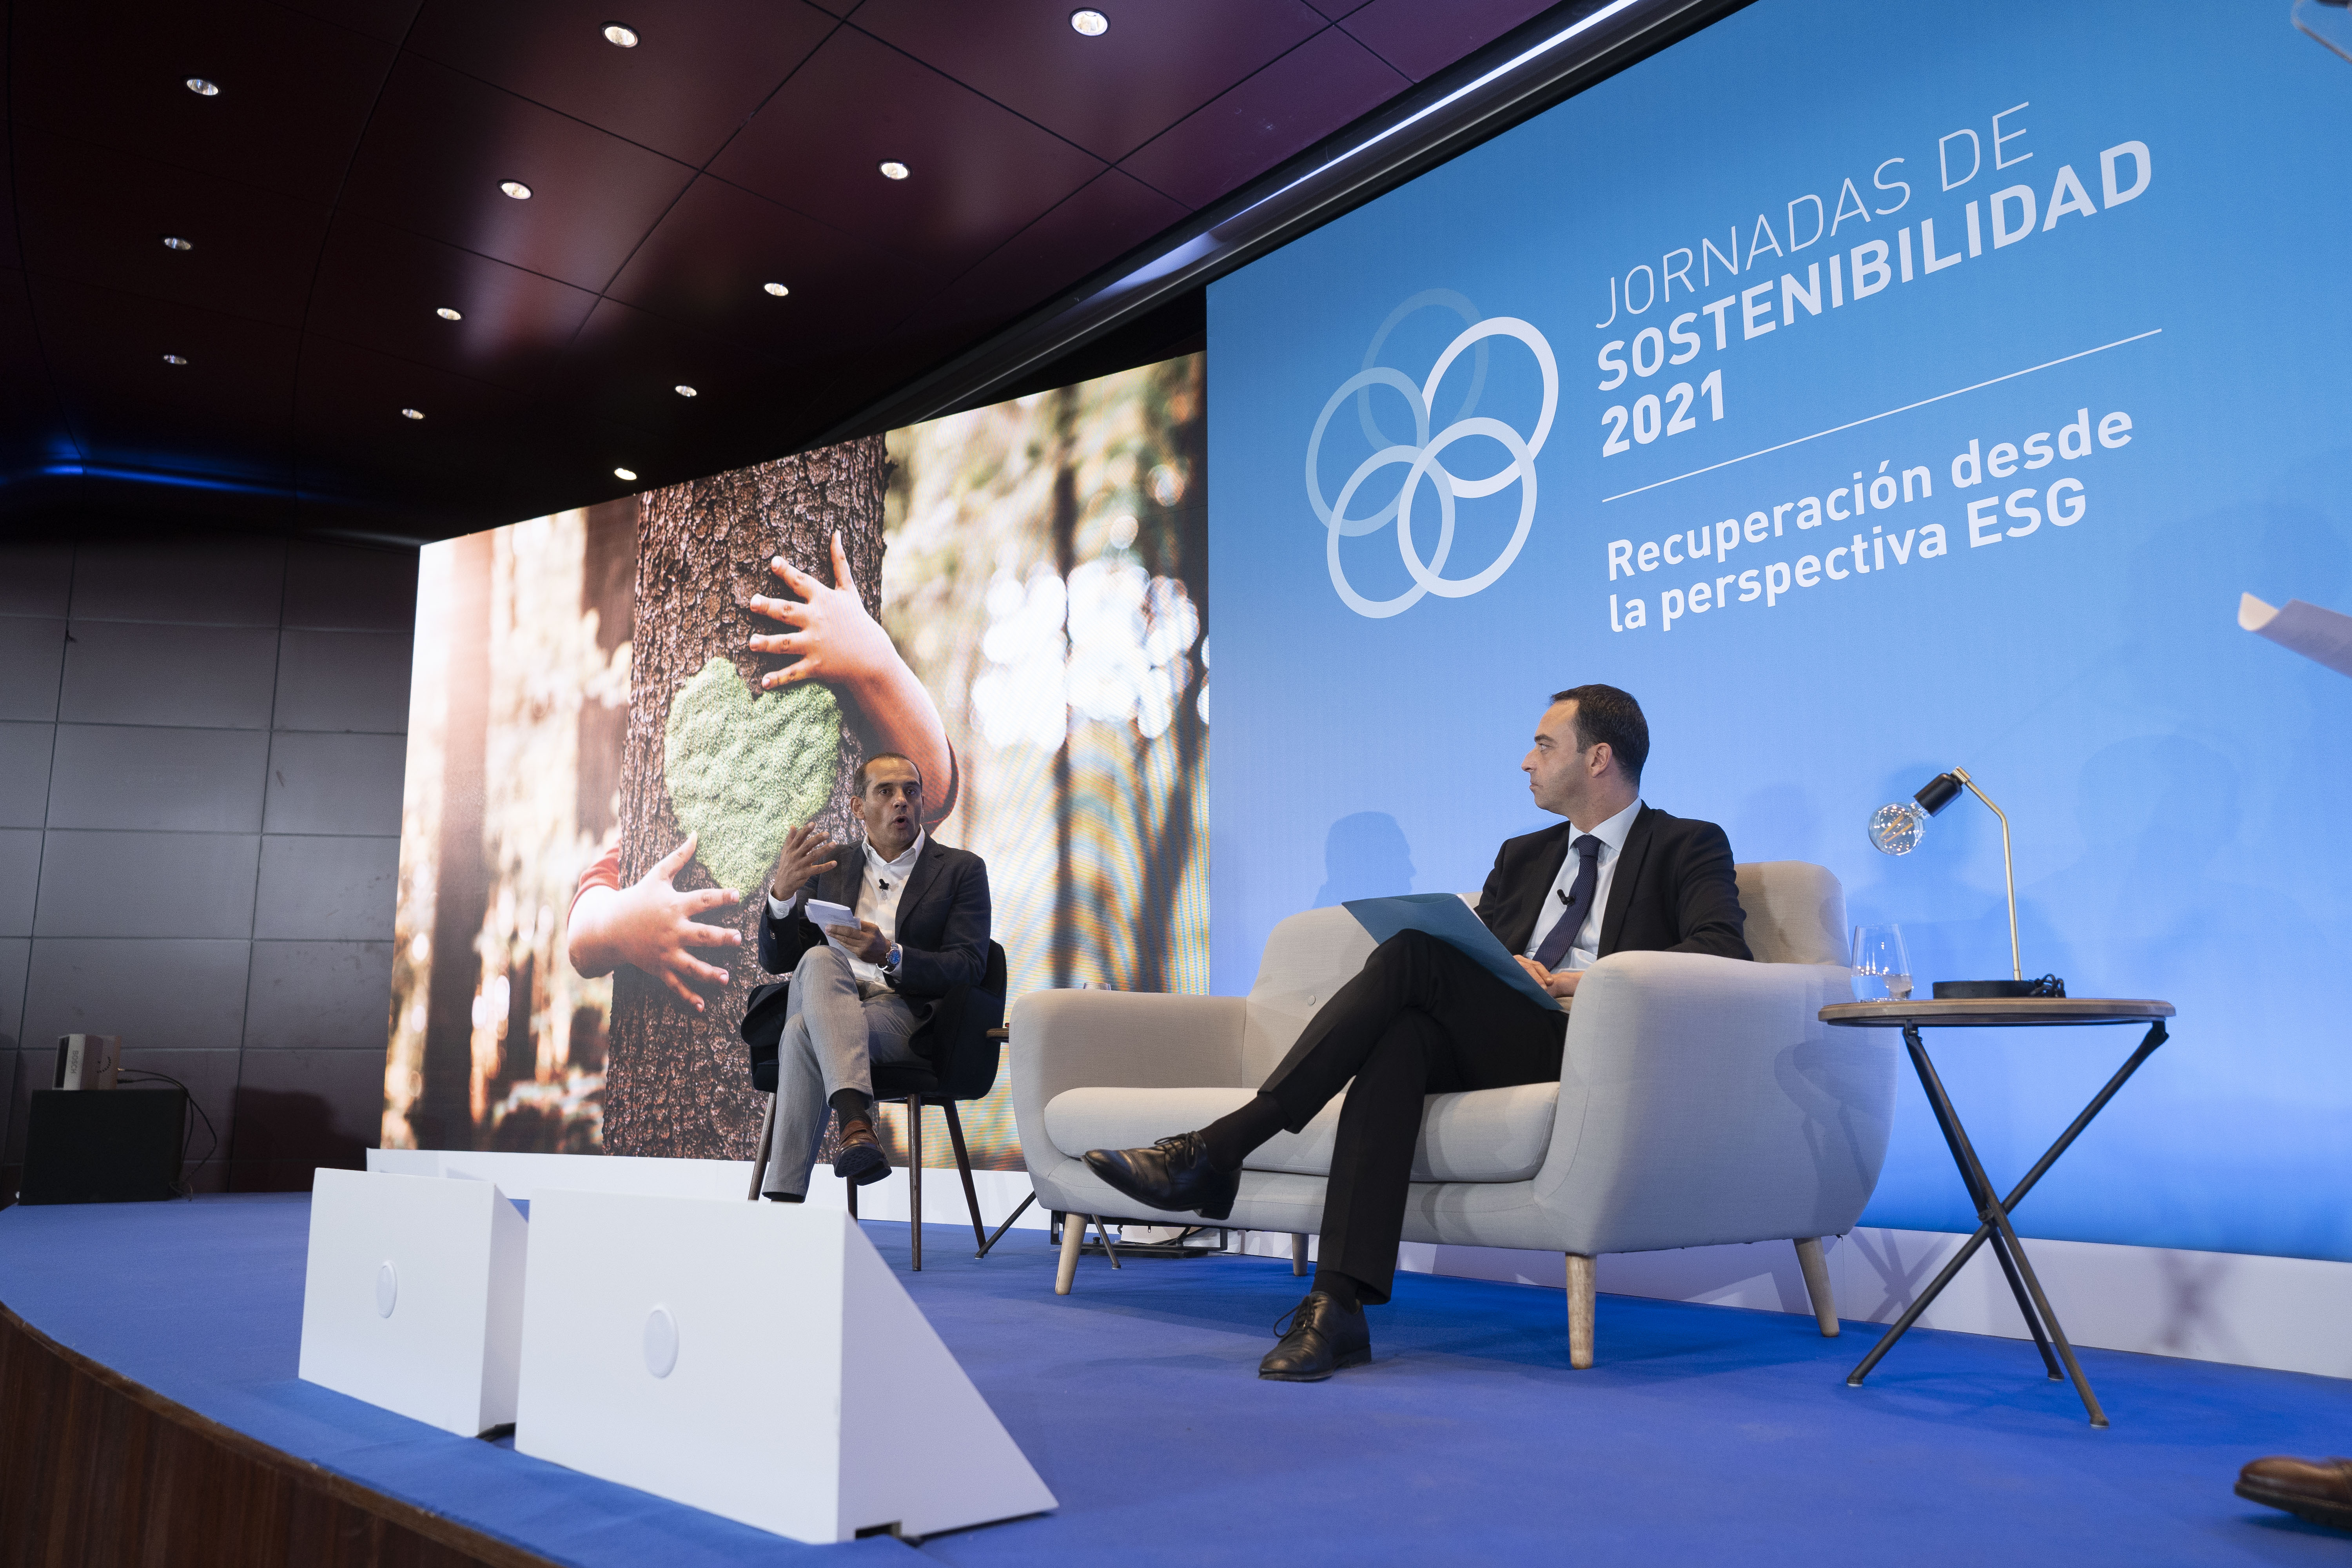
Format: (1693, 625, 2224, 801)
(1846, 1022, 2165, 1427)
(1848, 1021, 2168, 1396)
(976, 1191, 1037, 1258)
(1853, 1029, 2060, 1382)
(1909, 1034, 2106, 1426)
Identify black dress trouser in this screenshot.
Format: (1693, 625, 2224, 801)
(1258, 929, 1568, 1304)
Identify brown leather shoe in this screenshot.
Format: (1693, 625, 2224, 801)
(832, 1120, 889, 1186)
(2237, 1455, 2352, 1531)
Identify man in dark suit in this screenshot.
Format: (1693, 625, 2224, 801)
(756, 752, 990, 1200)
(1085, 684, 1748, 1379)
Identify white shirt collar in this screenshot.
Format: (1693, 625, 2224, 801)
(865, 829, 926, 878)
(1572, 797, 1642, 854)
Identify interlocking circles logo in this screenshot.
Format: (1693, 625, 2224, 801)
(1305, 290, 1557, 619)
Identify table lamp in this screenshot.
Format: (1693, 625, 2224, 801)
(1866, 768, 2063, 1000)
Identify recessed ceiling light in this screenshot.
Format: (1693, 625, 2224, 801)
(878, 160, 910, 181)
(500, 180, 533, 200)
(436, 306, 463, 321)
(613, 466, 638, 481)
(1070, 9, 1108, 35)
(162, 354, 188, 365)
(763, 281, 790, 297)
(186, 77, 220, 96)
(603, 23, 638, 47)
(162, 235, 193, 251)
(673, 384, 698, 398)
(401, 407, 425, 420)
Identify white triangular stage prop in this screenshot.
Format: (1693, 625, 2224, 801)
(515, 1189, 1056, 1544)
(298, 1167, 530, 1436)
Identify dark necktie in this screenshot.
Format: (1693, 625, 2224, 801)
(1531, 834, 1603, 971)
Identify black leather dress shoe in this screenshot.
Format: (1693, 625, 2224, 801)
(1259, 1292, 1371, 1381)
(2238, 1455, 2352, 1530)
(1082, 1132, 1238, 1221)
(833, 1122, 890, 1186)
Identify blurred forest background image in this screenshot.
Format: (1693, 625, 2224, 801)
(386, 354, 1206, 1163)
(387, 505, 632, 1154)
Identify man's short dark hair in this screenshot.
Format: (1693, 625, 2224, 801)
(852, 751, 922, 797)
(1550, 685, 1648, 784)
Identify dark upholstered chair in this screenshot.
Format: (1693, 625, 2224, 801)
(744, 941, 1008, 1272)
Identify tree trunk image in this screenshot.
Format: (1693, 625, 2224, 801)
(606, 437, 888, 1158)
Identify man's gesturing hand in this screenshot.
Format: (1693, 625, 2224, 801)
(565, 834, 741, 1011)
(769, 821, 839, 902)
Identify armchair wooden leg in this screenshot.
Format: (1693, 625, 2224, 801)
(1055, 1212, 1084, 1295)
(908, 1095, 924, 1272)
(1566, 1254, 1597, 1370)
(745, 1093, 775, 1200)
(940, 1100, 987, 1252)
(1794, 1237, 1840, 1337)
(1292, 1234, 1309, 1276)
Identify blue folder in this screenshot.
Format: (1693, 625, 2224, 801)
(1340, 892, 1562, 1011)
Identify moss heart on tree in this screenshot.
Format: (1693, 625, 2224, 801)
(662, 657, 840, 894)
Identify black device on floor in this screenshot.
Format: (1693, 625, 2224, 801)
(18, 1087, 186, 1204)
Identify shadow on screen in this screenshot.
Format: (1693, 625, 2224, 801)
(1313, 811, 1417, 907)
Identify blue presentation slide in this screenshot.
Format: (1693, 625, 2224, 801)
(1208, 0, 2352, 1260)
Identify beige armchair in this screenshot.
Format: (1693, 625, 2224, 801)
(1009, 862, 1896, 1367)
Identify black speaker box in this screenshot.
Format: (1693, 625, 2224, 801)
(19, 1088, 186, 1204)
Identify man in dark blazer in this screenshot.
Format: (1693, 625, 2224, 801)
(756, 751, 990, 1200)
(1086, 684, 1748, 1379)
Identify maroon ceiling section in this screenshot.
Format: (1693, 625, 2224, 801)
(2, 0, 1597, 541)
(1339, 0, 1572, 81)
(848, 0, 1327, 163)
(401, 0, 835, 167)
(1117, 29, 1410, 211)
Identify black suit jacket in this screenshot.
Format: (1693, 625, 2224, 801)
(757, 837, 992, 1031)
(1476, 805, 1750, 964)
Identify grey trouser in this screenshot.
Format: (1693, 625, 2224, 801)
(762, 944, 920, 1199)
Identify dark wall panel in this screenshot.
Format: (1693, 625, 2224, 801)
(44, 725, 270, 833)
(262, 732, 408, 837)
(0, 534, 416, 1202)
(252, 836, 398, 943)
(58, 624, 280, 729)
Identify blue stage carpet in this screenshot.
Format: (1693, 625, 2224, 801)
(1, 1194, 2347, 1566)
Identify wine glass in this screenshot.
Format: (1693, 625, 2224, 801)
(1850, 924, 1913, 1002)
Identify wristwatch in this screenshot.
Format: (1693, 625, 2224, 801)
(883, 942, 904, 977)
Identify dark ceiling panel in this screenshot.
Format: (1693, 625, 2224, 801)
(603, 176, 935, 362)
(849, 0, 1325, 165)
(1341, 0, 1577, 82)
(0, 270, 71, 469)
(8, 0, 396, 205)
(564, 297, 794, 438)
(13, 129, 332, 329)
(888, 169, 1189, 369)
(0, 122, 18, 272)
(305, 213, 601, 394)
(294, 336, 599, 523)
(0, 0, 1648, 539)
(33, 279, 300, 479)
(1118, 30, 1407, 210)
(274, 0, 427, 47)
(337, 55, 696, 292)
(708, 27, 1104, 277)
(402, 0, 837, 167)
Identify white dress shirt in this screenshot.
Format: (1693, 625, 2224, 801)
(768, 829, 926, 995)
(1522, 798, 1642, 974)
